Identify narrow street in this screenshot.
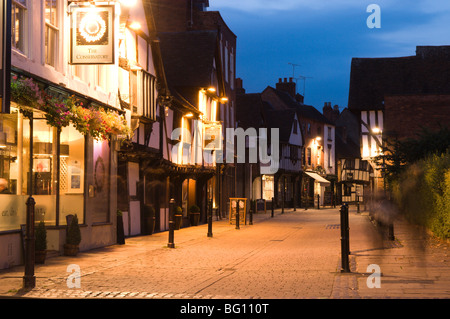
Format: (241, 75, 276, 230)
(1, 207, 449, 299)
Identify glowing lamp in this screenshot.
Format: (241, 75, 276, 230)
(129, 21, 141, 30)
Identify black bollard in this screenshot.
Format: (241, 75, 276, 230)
(235, 200, 240, 230)
(317, 194, 320, 210)
(168, 199, 175, 248)
(340, 203, 350, 273)
(249, 201, 254, 225)
(23, 196, 36, 289)
(271, 197, 274, 218)
(207, 200, 213, 238)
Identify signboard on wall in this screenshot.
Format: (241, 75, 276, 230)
(1, 0, 11, 113)
(70, 5, 115, 65)
(203, 122, 222, 150)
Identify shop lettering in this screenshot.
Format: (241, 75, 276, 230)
(76, 54, 109, 60)
(1, 209, 17, 217)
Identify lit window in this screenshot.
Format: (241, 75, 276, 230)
(45, 0, 59, 67)
(11, 0, 28, 54)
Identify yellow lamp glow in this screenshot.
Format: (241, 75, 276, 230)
(129, 21, 141, 30)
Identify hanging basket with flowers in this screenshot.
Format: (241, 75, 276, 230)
(10, 75, 131, 140)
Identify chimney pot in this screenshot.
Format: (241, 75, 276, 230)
(284, 78, 287, 82)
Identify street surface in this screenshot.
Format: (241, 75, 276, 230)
(0, 207, 449, 299)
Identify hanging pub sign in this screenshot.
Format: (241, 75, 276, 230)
(203, 122, 222, 151)
(1, 0, 11, 113)
(70, 5, 114, 65)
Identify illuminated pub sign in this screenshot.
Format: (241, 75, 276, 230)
(70, 5, 114, 65)
(203, 122, 222, 151)
(1, 0, 11, 113)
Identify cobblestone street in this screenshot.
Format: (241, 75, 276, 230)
(0, 207, 449, 300)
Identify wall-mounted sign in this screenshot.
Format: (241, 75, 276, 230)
(203, 122, 222, 150)
(70, 5, 114, 65)
(1, 0, 11, 113)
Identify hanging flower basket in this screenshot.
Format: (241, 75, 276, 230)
(10, 75, 131, 140)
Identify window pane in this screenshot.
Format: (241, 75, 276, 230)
(45, 0, 57, 26)
(12, 4, 26, 52)
(0, 112, 27, 231)
(60, 124, 85, 225)
(45, 25, 57, 66)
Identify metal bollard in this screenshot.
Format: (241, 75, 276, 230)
(340, 203, 350, 273)
(271, 197, 274, 218)
(235, 200, 240, 229)
(168, 199, 175, 248)
(317, 194, 320, 210)
(23, 196, 36, 289)
(207, 200, 213, 238)
(249, 201, 254, 225)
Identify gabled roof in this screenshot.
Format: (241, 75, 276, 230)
(348, 46, 450, 111)
(262, 86, 333, 125)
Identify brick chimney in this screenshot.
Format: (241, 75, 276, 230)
(276, 77, 296, 98)
(323, 102, 340, 123)
(235, 78, 245, 95)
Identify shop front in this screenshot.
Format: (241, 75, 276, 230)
(0, 75, 124, 269)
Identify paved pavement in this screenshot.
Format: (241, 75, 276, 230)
(0, 206, 449, 299)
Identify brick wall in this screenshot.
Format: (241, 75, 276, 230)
(384, 94, 450, 140)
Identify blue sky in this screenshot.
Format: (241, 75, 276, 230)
(208, 0, 450, 111)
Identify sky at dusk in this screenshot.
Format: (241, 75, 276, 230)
(208, 0, 450, 111)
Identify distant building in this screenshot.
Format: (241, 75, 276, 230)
(348, 45, 450, 191)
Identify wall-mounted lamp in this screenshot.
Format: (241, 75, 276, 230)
(372, 127, 381, 134)
(185, 112, 194, 118)
(219, 97, 228, 104)
(207, 87, 216, 93)
(129, 21, 141, 30)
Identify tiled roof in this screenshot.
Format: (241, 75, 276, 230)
(348, 46, 450, 111)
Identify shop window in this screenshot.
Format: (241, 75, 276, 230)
(0, 109, 86, 232)
(343, 184, 352, 196)
(12, 0, 28, 54)
(262, 175, 274, 200)
(307, 147, 311, 166)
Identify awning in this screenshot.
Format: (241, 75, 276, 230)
(305, 172, 331, 185)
